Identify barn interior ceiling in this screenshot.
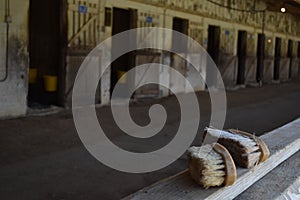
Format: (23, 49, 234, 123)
(266, 0, 300, 17)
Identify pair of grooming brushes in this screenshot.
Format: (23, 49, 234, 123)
(187, 128, 270, 188)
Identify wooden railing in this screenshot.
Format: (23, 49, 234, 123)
(67, 0, 99, 49)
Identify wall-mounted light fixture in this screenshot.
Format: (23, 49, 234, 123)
(281, 7, 286, 13)
(267, 38, 272, 43)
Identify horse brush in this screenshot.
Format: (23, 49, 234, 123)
(187, 143, 237, 188)
(204, 128, 270, 168)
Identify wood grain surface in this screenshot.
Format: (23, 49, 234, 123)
(124, 118, 300, 200)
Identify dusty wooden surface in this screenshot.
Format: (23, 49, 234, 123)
(236, 151, 300, 200)
(276, 177, 300, 200)
(124, 118, 300, 200)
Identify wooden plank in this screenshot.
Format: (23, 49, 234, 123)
(67, 7, 73, 42)
(92, 14, 96, 46)
(79, 0, 84, 46)
(235, 150, 300, 200)
(73, 0, 79, 46)
(87, 2, 92, 46)
(275, 177, 300, 200)
(83, 1, 87, 46)
(72, 0, 76, 40)
(124, 118, 300, 200)
(93, 3, 98, 45)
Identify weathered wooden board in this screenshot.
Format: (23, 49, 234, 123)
(235, 150, 300, 200)
(275, 177, 300, 200)
(124, 118, 300, 200)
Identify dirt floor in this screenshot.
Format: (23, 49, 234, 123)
(1, 79, 300, 200)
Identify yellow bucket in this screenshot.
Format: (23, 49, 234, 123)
(117, 70, 127, 84)
(29, 68, 37, 84)
(43, 75, 58, 92)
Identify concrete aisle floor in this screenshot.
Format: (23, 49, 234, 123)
(1, 80, 300, 200)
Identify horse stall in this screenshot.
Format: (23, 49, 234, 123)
(65, 0, 101, 106)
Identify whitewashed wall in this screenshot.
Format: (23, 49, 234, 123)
(0, 0, 29, 118)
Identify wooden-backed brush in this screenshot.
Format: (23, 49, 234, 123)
(203, 128, 270, 168)
(187, 143, 237, 188)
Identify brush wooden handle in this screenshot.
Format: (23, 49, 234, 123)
(212, 143, 237, 186)
(227, 129, 270, 163)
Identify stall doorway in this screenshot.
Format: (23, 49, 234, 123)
(170, 17, 189, 93)
(111, 8, 137, 97)
(29, 0, 66, 107)
(172, 17, 189, 51)
(288, 40, 293, 79)
(274, 37, 282, 80)
(298, 42, 300, 76)
(207, 25, 220, 86)
(256, 34, 265, 82)
(237, 30, 247, 85)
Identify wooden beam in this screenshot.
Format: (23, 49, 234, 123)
(124, 118, 300, 200)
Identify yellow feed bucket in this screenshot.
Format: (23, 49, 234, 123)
(117, 70, 127, 84)
(43, 75, 58, 92)
(29, 68, 37, 84)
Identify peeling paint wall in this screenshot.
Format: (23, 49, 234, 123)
(0, 0, 29, 118)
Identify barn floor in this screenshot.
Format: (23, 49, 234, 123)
(1, 79, 300, 200)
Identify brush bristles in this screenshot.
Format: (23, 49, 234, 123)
(188, 145, 225, 188)
(205, 128, 259, 153)
(205, 128, 261, 168)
